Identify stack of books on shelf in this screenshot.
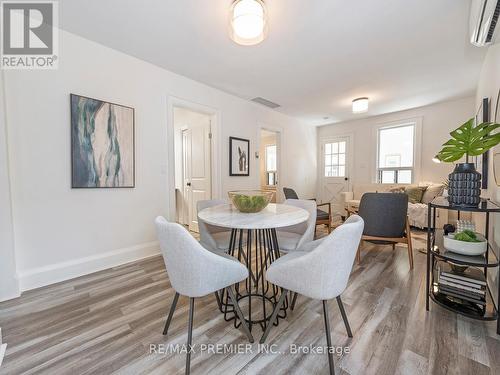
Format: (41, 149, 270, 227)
(437, 265, 486, 307)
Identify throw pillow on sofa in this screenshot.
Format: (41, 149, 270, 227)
(388, 186, 405, 193)
(421, 184, 444, 204)
(404, 185, 427, 203)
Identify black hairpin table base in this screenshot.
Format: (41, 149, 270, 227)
(217, 228, 289, 332)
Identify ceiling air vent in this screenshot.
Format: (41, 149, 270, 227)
(470, 0, 500, 46)
(251, 97, 281, 109)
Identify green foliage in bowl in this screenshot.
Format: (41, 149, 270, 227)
(454, 230, 481, 243)
(228, 191, 272, 213)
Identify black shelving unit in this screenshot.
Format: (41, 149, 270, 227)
(426, 197, 500, 334)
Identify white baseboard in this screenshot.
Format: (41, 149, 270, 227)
(18, 241, 160, 292)
(0, 290, 20, 302)
(0, 275, 20, 302)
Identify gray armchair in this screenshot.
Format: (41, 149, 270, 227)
(356, 193, 414, 269)
(283, 187, 332, 235)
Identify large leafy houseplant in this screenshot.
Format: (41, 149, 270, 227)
(436, 118, 500, 163)
(436, 118, 500, 206)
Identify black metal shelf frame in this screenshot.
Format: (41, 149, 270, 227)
(425, 198, 500, 334)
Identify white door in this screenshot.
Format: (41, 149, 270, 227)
(182, 117, 211, 232)
(320, 136, 351, 216)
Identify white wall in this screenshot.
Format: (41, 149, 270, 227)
(2, 30, 316, 295)
(317, 97, 476, 188)
(476, 42, 500, 305)
(0, 72, 19, 301)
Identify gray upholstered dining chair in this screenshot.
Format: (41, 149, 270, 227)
(356, 193, 413, 269)
(260, 215, 364, 375)
(283, 187, 332, 235)
(155, 217, 253, 375)
(197, 199, 253, 284)
(276, 199, 317, 252)
(197, 199, 232, 253)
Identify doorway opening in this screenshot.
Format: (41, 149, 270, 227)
(259, 129, 280, 203)
(173, 106, 212, 233)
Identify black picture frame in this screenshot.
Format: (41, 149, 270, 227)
(229, 136, 250, 176)
(495, 88, 500, 123)
(70, 93, 136, 188)
(494, 89, 500, 187)
(481, 97, 490, 189)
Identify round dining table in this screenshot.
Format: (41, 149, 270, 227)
(198, 203, 309, 332)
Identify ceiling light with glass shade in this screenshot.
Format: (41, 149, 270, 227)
(229, 0, 268, 46)
(352, 97, 369, 113)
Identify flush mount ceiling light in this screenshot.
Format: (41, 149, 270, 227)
(229, 0, 268, 46)
(352, 97, 369, 113)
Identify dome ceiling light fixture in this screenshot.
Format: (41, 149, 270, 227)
(352, 97, 369, 113)
(229, 0, 268, 46)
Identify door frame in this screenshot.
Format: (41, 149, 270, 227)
(258, 124, 283, 202)
(318, 133, 354, 204)
(167, 96, 221, 222)
(180, 127, 189, 225)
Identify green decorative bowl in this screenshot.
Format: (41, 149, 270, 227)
(228, 190, 273, 213)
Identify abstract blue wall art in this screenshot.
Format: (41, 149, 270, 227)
(71, 94, 135, 188)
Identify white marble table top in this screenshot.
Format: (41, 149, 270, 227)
(198, 203, 309, 230)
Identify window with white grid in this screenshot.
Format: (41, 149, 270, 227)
(324, 141, 346, 177)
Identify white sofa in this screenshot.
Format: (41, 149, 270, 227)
(339, 183, 448, 229)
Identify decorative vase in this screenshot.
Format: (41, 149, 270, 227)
(447, 163, 481, 207)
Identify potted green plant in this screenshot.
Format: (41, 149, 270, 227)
(435, 118, 500, 206)
(443, 229, 487, 256)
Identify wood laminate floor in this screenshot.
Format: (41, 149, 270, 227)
(1, 228, 499, 375)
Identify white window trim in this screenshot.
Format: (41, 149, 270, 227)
(324, 140, 348, 177)
(372, 117, 422, 184)
(320, 136, 354, 178)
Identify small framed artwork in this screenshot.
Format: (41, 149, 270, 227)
(475, 97, 490, 189)
(229, 137, 250, 176)
(495, 88, 500, 122)
(494, 90, 500, 186)
(71, 94, 135, 188)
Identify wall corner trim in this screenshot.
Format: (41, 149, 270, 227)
(0, 275, 20, 302)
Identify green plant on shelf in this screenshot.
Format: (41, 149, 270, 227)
(454, 229, 482, 243)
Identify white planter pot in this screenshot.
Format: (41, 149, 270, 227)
(443, 233, 487, 256)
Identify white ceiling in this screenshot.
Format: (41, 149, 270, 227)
(60, 0, 486, 126)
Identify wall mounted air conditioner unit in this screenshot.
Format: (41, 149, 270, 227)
(470, 0, 500, 46)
